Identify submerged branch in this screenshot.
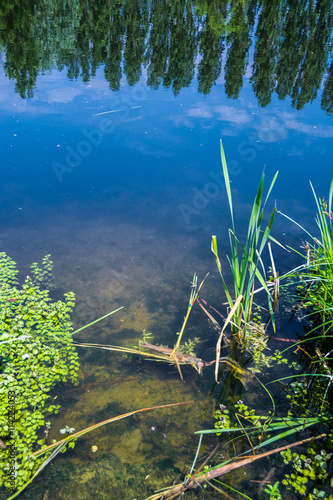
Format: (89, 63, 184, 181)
(146, 433, 326, 500)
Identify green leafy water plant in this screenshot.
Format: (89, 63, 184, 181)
(30, 254, 56, 291)
(145, 162, 333, 499)
(281, 446, 332, 497)
(264, 482, 282, 500)
(0, 252, 79, 492)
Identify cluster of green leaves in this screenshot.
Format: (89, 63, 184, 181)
(214, 404, 231, 432)
(281, 447, 333, 498)
(30, 254, 56, 291)
(264, 481, 282, 500)
(214, 400, 260, 434)
(296, 213, 333, 337)
(0, 252, 79, 491)
(270, 349, 300, 370)
(179, 337, 200, 356)
(123, 329, 154, 358)
(244, 321, 272, 372)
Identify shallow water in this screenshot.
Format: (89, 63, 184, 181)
(1, 1, 333, 498)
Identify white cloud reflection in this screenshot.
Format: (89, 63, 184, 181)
(214, 105, 251, 125)
(181, 99, 333, 144)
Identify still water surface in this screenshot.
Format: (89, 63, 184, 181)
(1, 1, 333, 498)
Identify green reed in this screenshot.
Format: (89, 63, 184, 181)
(301, 176, 333, 335)
(211, 141, 278, 341)
(279, 173, 333, 336)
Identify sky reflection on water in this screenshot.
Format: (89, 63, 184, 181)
(1, 58, 332, 334)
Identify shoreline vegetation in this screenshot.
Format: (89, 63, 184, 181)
(1, 142, 332, 499)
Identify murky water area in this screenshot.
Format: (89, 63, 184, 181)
(1, 1, 333, 498)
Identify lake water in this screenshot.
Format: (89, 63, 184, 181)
(1, 1, 333, 499)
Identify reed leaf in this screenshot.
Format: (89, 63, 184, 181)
(72, 306, 124, 335)
(215, 295, 243, 381)
(172, 273, 208, 353)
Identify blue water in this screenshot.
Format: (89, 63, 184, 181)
(1, 64, 332, 294)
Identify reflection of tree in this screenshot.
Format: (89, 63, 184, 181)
(224, 1, 252, 99)
(275, 0, 309, 102)
(0, 0, 332, 113)
(197, 13, 224, 95)
(1, 0, 81, 98)
(162, 0, 197, 96)
(322, 60, 333, 115)
(145, 0, 171, 90)
(291, 0, 333, 110)
(1, 0, 44, 98)
(250, 0, 281, 107)
(123, 0, 149, 86)
(104, 3, 124, 91)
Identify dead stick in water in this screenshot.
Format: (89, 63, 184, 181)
(146, 433, 326, 500)
(140, 342, 214, 375)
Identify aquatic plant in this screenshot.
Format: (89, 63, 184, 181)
(207, 141, 279, 380)
(146, 431, 326, 500)
(264, 481, 282, 500)
(278, 174, 333, 337)
(211, 141, 277, 331)
(281, 446, 332, 497)
(0, 252, 79, 492)
(0, 252, 195, 498)
(30, 254, 56, 291)
(146, 366, 332, 500)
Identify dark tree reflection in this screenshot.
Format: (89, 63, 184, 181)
(0, 0, 332, 113)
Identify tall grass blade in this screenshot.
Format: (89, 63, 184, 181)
(220, 139, 234, 230)
(72, 307, 124, 335)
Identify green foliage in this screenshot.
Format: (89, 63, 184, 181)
(0, 252, 79, 492)
(214, 404, 231, 432)
(282, 175, 333, 336)
(0, 252, 19, 287)
(214, 400, 261, 434)
(179, 337, 200, 356)
(264, 481, 282, 500)
(281, 447, 332, 497)
(125, 329, 154, 356)
(244, 321, 272, 373)
(30, 254, 56, 291)
(270, 349, 300, 371)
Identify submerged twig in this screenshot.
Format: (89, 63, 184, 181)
(145, 433, 326, 500)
